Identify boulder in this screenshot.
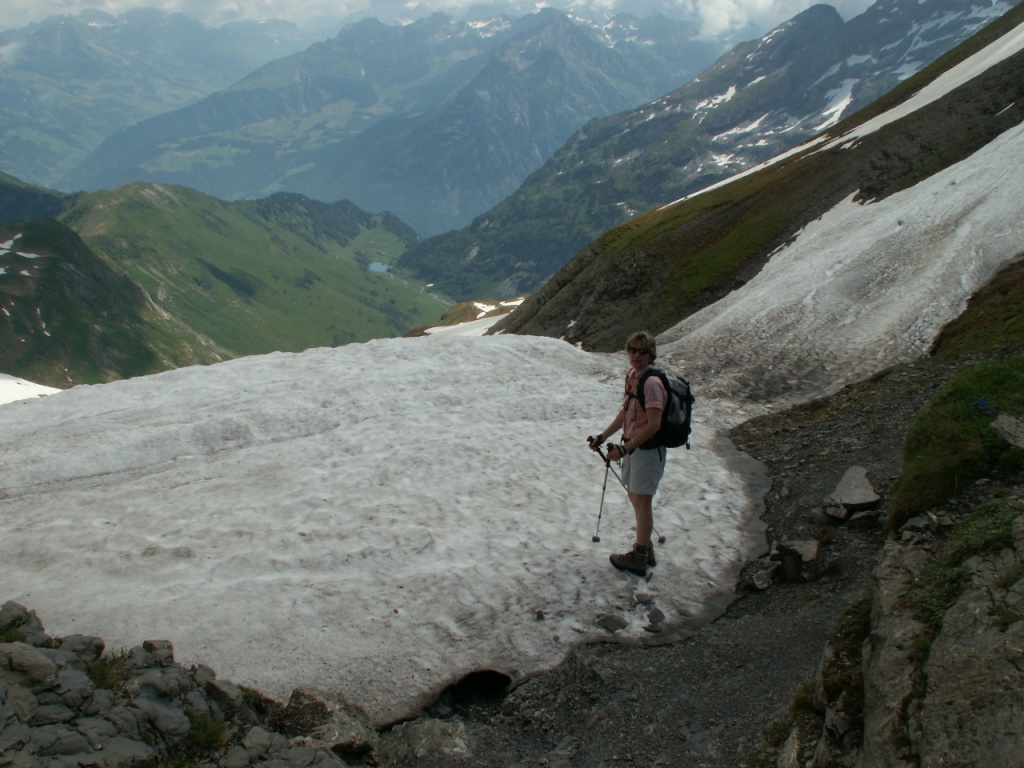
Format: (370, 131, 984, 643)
(386, 719, 471, 762)
(771, 539, 820, 582)
(596, 614, 628, 632)
(827, 466, 881, 515)
(992, 414, 1024, 449)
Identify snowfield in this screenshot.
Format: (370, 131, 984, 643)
(0, 335, 767, 725)
(660, 121, 1024, 406)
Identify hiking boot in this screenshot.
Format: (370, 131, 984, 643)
(610, 546, 648, 576)
(647, 543, 656, 567)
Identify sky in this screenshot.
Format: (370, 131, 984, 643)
(0, 0, 879, 38)
(3, 23, 1023, 729)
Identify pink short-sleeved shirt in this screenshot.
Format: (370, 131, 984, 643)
(623, 366, 667, 440)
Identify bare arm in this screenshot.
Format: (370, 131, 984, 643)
(623, 406, 663, 451)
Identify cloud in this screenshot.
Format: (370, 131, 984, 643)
(1, 0, 876, 36)
(689, 0, 873, 36)
(0, 39, 25, 65)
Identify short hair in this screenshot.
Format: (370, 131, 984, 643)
(625, 330, 657, 361)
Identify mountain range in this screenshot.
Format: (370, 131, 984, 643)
(57, 10, 725, 236)
(0, 8, 317, 188)
(493, 0, 1024, 366)
(2, 0, 1021, 391)
(399, 0, 1020, 300)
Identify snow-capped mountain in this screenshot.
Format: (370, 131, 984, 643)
(400, 0, 1020, 300)
(496, 1, 1024, 374)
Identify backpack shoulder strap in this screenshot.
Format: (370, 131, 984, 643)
(628, 368, 664, 411)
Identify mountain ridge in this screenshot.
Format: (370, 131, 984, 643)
(2, 5, 1023, 765)
(398, 0, 1019, 300)
(484, 0, 1024, 355)
(59, 9, 724, 236)
(0, 8, 317, 187)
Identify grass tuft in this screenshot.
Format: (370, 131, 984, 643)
(87, 650, 132, 689)
(185, 713, 228, 753)
(888, 357, 1024, 529)
(1, 628, 27, 643)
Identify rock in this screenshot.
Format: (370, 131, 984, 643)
(92, 735, 157, 768)
(0, 602, 384, 768)
(777, 539, 820, 563)
(386, 719, 471, 761)
(900, 512, 938, 533)
(242, 724, 284, 757)
(771, 540, 819, 582)
(58, 636, 104, 663)
(140, 640, 174, 668)
(131, 695, 190, 744)
(776, 727, 801, 768)
(0, 604, 46, 646)
(915, 519, 1024, 766)
(857, 541, 930, 768)
(73, 716, 118, 745)
(644, 608, 666, 632)
(825, 504, 849, 522)
(206, 677, 246, 716)
(5, 645, 57, 686)
(827, 466, 881, 513)
(26, 724, 91, 756)
(596, 614, 628, 632)
(741, 559, 777, 590)
(55, 669, 94, 709)
(842, 516, 1024, 765)
(847, 509, 880, 529)
(4, 684, 37, 722)
(222, 744, 251, 768)
(28, 704, 74, 726)
(289, 690, 380, 763)
(992, 414, 1024, 449)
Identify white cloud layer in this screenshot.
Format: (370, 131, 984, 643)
(1, 0, 877, 37)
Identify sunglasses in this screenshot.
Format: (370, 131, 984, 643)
(627, 346, 651, 355)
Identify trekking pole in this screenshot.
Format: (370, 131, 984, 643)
(592, 441, 667, 545)
(593, 459, 610, 542)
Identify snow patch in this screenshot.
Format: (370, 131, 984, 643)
(660, 122, 1024, 406)
(815, 79, 859, 131)
(0, 373, 59, 404)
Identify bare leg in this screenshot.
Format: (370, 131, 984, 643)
(628, 491, 653, 548)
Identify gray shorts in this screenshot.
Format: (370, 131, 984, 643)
(621, 446, 667, 495)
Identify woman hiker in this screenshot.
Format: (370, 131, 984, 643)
(588, 330, 668, 576)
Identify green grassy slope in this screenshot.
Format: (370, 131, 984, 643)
(59, 184, 447, 357)
(1, 218, 224, 387)
(886, 259, 1024, 525)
